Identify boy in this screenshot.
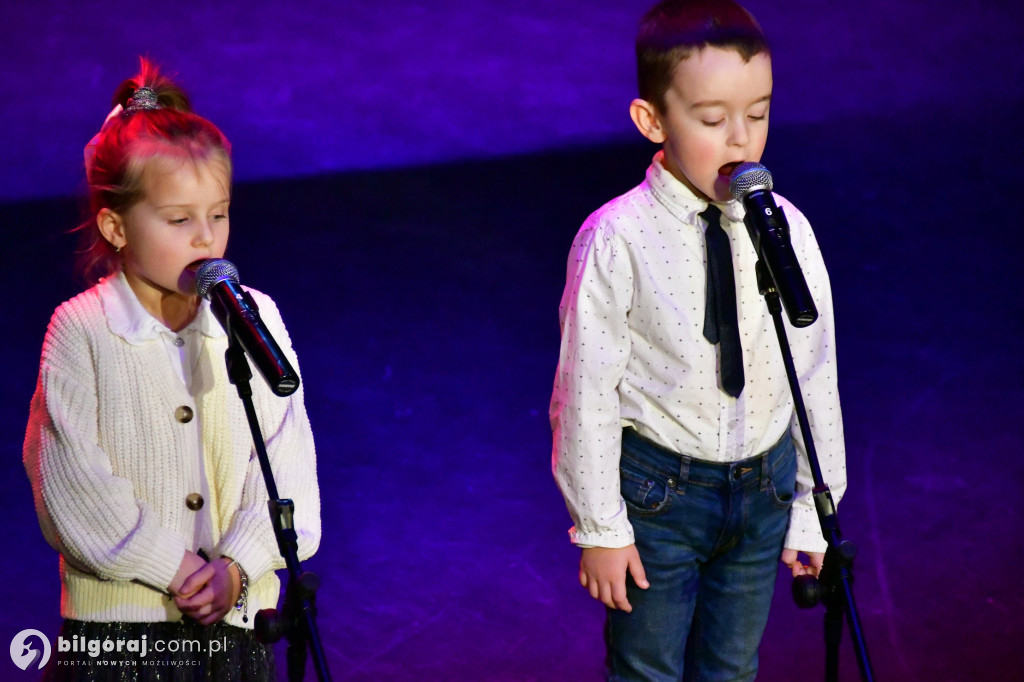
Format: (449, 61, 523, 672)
(549, 1, 847, 679)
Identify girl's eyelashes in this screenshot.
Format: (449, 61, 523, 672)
(165, 211, 228, 225)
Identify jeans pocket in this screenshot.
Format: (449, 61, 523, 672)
(768, 445, 797, 509)
(619, 456, 673, 516)
(768, 480, 795, 509)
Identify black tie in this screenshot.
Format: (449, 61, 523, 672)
(701, 204, 744, 397)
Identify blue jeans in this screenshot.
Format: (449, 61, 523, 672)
(605, 428, 796, 682)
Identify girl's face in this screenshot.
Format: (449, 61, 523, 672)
(107, 155, 230, 325)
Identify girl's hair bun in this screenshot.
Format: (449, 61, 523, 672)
(124, 87, 162, 114)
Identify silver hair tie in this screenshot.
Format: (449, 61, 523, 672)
(124, 87, 161, 113)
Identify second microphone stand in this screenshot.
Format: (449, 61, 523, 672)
(753, 259, 875, 682)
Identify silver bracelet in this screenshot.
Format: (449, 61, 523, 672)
(225, 558, 249, 623)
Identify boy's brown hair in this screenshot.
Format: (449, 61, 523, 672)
(637, 0, 769, 112)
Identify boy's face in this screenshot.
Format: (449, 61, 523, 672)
(636, 47, 772, 202)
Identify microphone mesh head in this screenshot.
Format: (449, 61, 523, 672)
(729, 162, 773, 201)
(195, 259, 239, 299)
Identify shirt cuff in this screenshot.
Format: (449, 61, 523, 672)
(569, 524, 635, 549)
(783, 505, 828, 554)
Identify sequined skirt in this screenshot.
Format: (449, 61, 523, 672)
(42, 619, 274, 682)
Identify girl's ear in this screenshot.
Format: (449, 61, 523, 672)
(97, 208, 127, 250)
(629, 98, 667, 144)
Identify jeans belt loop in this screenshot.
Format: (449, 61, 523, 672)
(760, 448, 770, 492)
(676, 454, 690, 492)
(760, 431, 788, 491)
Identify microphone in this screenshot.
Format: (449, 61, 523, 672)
(195, 259, 300, 396)
(729, 162, 818, 327)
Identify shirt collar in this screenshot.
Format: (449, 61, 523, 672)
(645, 151, 746, 225)
(98, 271, 225, 345)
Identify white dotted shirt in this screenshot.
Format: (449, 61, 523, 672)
(550, 152, 846, 553)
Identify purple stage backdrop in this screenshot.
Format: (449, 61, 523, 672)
(2, 1, 1019, 202)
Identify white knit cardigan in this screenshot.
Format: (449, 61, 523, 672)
(24, 274, 321, 626)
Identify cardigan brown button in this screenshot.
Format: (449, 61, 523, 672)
(175, 406, 194, 423)
(185, 493, 204, 511)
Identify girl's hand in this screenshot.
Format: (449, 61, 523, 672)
(168, 550, 207, 596)
(173, 558, 241, 625)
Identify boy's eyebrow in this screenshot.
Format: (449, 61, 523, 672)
(689, 94, 772, 110)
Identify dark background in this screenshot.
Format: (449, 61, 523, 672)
(2, 1, 1022, 679)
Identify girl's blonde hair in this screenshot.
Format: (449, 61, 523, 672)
(77, 58, 232, 283)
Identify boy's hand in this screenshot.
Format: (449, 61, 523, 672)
(781, 548, 824, 577)
(173, 558, 240, 625)
(580, 545, 649, 612)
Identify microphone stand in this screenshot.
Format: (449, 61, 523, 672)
(751, 259, 875, 682)
(223, 331, 332, 682)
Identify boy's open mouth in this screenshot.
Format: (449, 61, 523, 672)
(718, 161, 743, 178)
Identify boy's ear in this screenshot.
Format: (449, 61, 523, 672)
(630, 98, 667, 144)
(96, 208, 127, 250)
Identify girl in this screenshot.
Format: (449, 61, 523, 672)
(23, 59, 321, 681)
